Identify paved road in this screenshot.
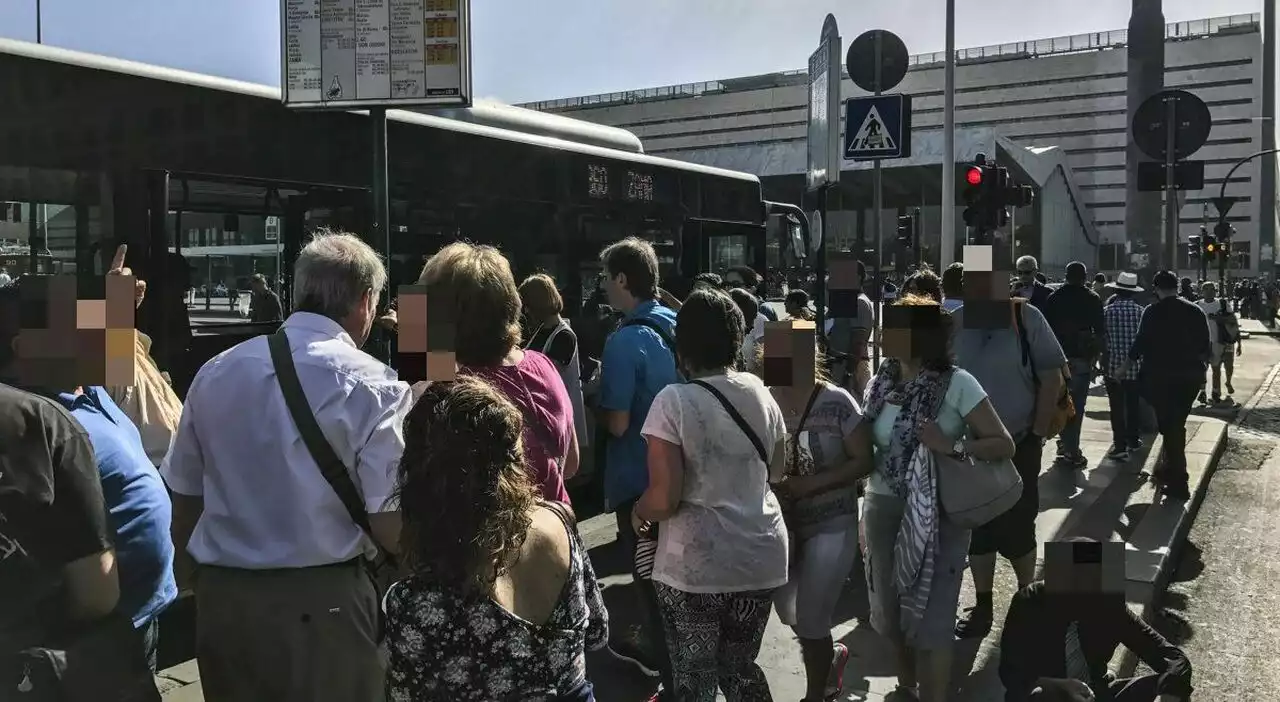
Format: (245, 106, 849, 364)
(1145, 337, 1280, 699)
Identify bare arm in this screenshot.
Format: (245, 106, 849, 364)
(170, 492, 204, 592)
(368, 512, 403, 556)
(962, 398, 1016, 461)
(562, 427, 581, 480)
(636, 437, 684, 522)
(62, 549, 120, 621)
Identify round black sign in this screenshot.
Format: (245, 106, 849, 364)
(1132, 89, 1212, 161)
(846, 30, 909, 93)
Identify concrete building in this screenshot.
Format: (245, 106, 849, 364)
(524, 13, 1268, 277)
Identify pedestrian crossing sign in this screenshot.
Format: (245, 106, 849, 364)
(844, 94, 911, 161)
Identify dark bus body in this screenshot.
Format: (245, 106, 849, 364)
(0, 37, 772, 393)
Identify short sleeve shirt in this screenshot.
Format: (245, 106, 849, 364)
(0, 383, 113, 646)
(641, 372, 789, 594)
(465, 351, 574, 503)
(867, 369, 988, 497)
(599, 301, 679, 509)
(782, 383, 863, 536)
(951, 302, 1067, 438)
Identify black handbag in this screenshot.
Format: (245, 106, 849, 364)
(3, 613, 160, 702)
(267, 331, 400, 606)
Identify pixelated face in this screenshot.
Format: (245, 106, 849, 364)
(962, 245, 1016, 330)
(12, 274, 137, 388)
(880, 304, 946, 361)
(395, 284, 457, 384)
(1044, 540, 1125, 598)
(761, 320, 817, 389)
(826, 254, 863, 318)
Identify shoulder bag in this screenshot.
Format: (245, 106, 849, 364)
(2, 613, 160, 702)
(1014, 301, 1075, 439)
(267, 331, 400, 599)
(933, 372, 1024, 529)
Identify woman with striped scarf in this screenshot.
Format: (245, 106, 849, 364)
(860, 294, 1015, 702)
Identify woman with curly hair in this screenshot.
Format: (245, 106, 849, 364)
(382, 377, 608, 701)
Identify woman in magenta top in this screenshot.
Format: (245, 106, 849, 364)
(417, 243, 578, 502)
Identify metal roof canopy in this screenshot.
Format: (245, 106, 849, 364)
(0, 38, 760, 216)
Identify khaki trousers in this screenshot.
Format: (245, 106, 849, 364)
(194, 560, 384, 702)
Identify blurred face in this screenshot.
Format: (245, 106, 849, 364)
(762, 320, 817, 389)
(1044, 540, 1125, 609)
(961, 246, 1016, 330)
(724, 272, 748, 289)
(250, 278, 266, 293)
(880, 304, 946, 362)
(8, 274, 137, 389)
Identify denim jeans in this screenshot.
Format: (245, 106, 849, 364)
(1058, 359, 1094, 454)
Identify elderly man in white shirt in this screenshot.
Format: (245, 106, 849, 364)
(163, 231, 412, 702)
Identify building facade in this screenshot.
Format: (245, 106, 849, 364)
(525, 13, 1269, 277)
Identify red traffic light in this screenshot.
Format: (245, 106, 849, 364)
(966, 167, 984, 186)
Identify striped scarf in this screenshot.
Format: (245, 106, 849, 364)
(863, 360, 952, 643)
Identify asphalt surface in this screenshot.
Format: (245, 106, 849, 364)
(1142, 336, 1280, 700)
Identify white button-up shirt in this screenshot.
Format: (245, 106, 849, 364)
(162, 312, 413, 569)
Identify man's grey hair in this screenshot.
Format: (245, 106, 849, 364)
(1016, 255, 1039, 271)
(292, 230, 387, 320)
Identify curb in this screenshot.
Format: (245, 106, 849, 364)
(1109, 361, 1280, 677)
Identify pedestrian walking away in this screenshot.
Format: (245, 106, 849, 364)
(1101, 273, 1147, 462)
(1119, 270, 1210, 502)
(1043, 261, 1105, 469)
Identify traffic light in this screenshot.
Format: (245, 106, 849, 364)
(1203, 235, 1217, 257)
(961, 154, 1035, 240)
(962, 161, 988, 229)
(896, 214, 914, 247)
(1188, 234, 1202, 260)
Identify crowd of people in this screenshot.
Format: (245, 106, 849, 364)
(2, 233, 1212, 702)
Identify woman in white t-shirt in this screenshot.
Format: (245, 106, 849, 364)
(862, 294, 1014, 702)
(636, 287, 788, 701)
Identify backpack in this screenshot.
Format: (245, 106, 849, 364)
(1013, 300, 1075, 440)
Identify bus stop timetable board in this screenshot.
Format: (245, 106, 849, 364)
(282, 0, 473, 109)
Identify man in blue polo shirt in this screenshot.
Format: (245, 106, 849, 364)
(598, 236, 679, 690)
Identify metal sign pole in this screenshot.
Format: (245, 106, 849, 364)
(1163, 96, 1178, 271)
(372, 106, 392, 362)
(871, 32, 884, 374)
(941, 0, 956, 268)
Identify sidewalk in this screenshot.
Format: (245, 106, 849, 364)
(157, 343, 1277, 701)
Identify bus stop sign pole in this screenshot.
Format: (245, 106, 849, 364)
(847, 29, 909, 375)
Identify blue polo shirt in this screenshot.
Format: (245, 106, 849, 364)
(56, 387, 177, 628)
(599, 300, 679, 509)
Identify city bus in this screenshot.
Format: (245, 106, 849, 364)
(0, 37, 790, 395)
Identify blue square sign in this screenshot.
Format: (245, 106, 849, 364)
(844, 94, 912, 161)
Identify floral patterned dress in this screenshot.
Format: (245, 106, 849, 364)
(383, 505, 608, 701)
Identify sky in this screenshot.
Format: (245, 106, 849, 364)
(0, 0, 1263, 105)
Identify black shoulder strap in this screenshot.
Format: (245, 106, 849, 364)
(622, 316, 677, 354)
(1013, 301, 1041, 393)
(267, 330, 373, 536)
(688, 379, 768, 465)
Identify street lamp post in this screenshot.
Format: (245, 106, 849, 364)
(36, 0, 42, 44)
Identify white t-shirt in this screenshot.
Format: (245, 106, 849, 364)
(641, 371, 790, 594)
(1195, 298, 1226, 346)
